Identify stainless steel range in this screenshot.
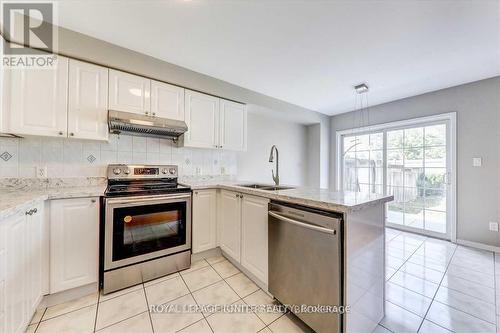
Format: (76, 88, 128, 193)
(100, 164, 192, 294)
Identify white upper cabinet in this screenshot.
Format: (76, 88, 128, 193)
(220, 99, 247, 151)
(184, 90, 220, 148)
(4, 56, 69, 137)
(183, 90, 247, 151)
(109, 69, 151, 115)
(219, 190, 242, 262)
(68, 60, 109, 141)
(241, 195, 269, 285)
(50, 197, 99, 293)
(151, 80, 185, 120)
(192, 189, 217, 254)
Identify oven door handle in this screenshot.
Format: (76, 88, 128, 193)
(106, 193, 191, 205)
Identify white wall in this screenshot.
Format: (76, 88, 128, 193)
(237, 109, 308, 186)
(306, 124, 321, 187)
(330, 76, 500, 247)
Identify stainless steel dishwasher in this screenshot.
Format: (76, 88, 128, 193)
(268, 202, 343, 333)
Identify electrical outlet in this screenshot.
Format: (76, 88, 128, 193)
(36, 166, 47, 178)
(220, 166, 226, 175)
(195, 167, 201, 176)
(473, 157, 482, 167)
(489, 222, 498, 232)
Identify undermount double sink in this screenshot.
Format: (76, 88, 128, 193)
(236, 184, 295, 191)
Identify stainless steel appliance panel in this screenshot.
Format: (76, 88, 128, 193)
(268, 202, 342, 333)
(104, 193, 191, 271)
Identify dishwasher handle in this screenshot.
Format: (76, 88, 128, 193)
(268, 211, 336, 235)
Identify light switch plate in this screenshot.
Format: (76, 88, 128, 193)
(472, 157, 482, 167)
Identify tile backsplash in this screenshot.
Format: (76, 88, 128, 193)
(0, 135, 237, 179)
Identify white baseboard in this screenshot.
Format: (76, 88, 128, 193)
(191, 247, 222, 262)
(456, 239, 500, 253)
(40, 283, 98, 308)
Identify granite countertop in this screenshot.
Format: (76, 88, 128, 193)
(0, 186, 105, 219)
(182, 180, 393, 213)
(0, 179, 393, 220)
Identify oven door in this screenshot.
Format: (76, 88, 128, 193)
(104, 193, 191, 271)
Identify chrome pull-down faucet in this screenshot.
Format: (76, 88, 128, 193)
(268, 145, 279, 186)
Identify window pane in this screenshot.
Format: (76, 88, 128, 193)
(404, 127, 424, 147)
(387, 186, 404, 204)
(343, 165, 356, 187)
(344, 136, 358, 153)
(387, 149, 403, 166)
(370, 150, 384, 167)
(405, 210, 424, 229)
(425, 210, 446, 233)
(373, 168, 384, 185)
(356, 134, 370, 151)
(387, 168, 404, 187)
(387, 130, 403, 149)
(403, 187, 425, 207)
(424, 189, 446, 211)
(370, 132, 383, 150)
(356, 151, 370, 167)
(404, 148, 423, 168)
(425, 146, 446, 168)
(357, 168, 370, 184)
(425, 124, 446, 146)
(405, 168, 424, 188)
(424, 168, 446, 189)
(387, 202, 404, 225)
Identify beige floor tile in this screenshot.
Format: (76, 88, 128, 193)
(426, 301, 496, 333)
(180, 259, 209, 275)
(212, 260, 240, 278)
(43, 293, 98, 320)
(243, 290, 284, 325)
(379, 301, 422, 333)
(226, 272, 259, 298)
(372, 325, 392, 333)
(418, 320, 452, 332)
(178, 319, 213, 333)
(96, 311, 152, 333)
(145, 275, 190, 305)
(30, 308, 45, 324)
(192, 280, 240, 315)
(385, 282, 432, 317)
(434, 286, 496, 323)
(96, 289, 148, 330)
(182, 265, 222, 291)
(206, 300, 265, 333)
(25, 324, 37, 333)
(36, 305, 97, 333)
(144, 272, 180, 287)
(206, 255, 226, 265)
(150, 294, 204, 333)
(268, 313, 314, 333)
(100, 283, 144, 302)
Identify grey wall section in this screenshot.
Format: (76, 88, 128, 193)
(330, 76, 500, 247)
(237, 111, 308, 186)
(307, 124, 321, 187)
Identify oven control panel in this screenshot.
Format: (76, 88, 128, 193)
(108, 164, 177, 179)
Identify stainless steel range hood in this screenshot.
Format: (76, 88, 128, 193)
(108, 110, 188, 139)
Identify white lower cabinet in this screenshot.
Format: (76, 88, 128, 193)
(192, 189, 217, 253)
(1, 202, 44, 333)
(219, 190, 242, 262)
(241, 195, 269, 285)
(216, 190, 269, 284)
(50, 197, 99, 293)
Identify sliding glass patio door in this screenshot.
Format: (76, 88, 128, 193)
(340, 116, 455, 240)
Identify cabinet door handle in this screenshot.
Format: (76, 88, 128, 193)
(195, 191, 198, 195)
(58, 131, 63, 135)
(70, 133, 74, 137)
(91, 199, 96, 203)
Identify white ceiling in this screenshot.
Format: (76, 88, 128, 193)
(54, 0, 500, 115)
